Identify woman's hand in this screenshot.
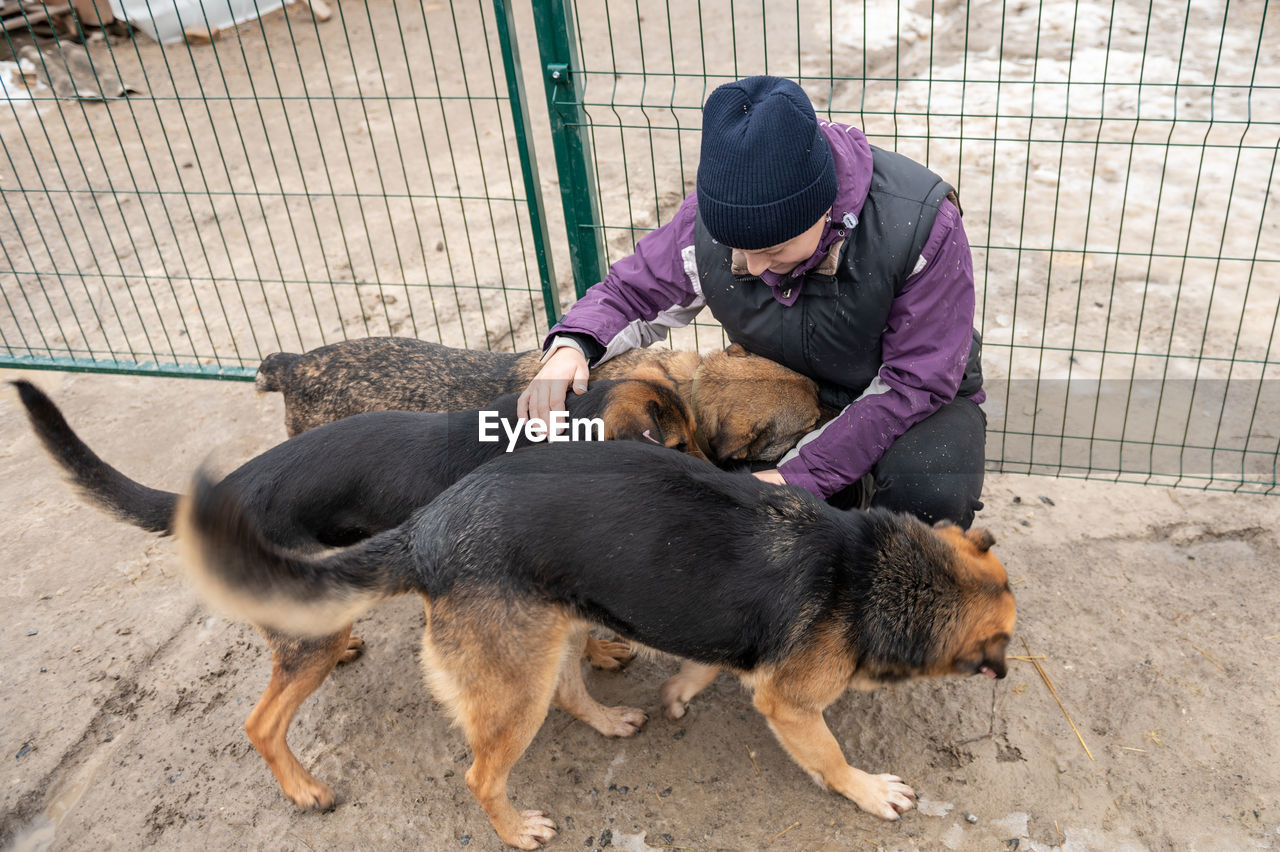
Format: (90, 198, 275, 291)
(752, 469, 787, 486)
(518, 346, 591, 428)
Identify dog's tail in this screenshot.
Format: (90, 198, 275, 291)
(176, 471, 417, 637)
(11, 380, 177, 534)
(254, 352, 299, 393)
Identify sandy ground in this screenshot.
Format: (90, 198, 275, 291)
(1, 369, 1277, 851)
(1, 0, 1277, 849)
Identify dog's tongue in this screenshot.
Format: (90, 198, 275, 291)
(979, 665, 997, 679)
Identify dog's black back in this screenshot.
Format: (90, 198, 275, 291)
(190, 439, 953, 671)
(408, 441, 892, 668)
(15, 379, 663, 550)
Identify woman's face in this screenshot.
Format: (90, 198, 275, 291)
(733, 214, 827, 277)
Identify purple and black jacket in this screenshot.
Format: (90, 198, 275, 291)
(545, 122, 983, 500)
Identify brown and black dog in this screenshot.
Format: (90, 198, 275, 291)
(12, 377, 700, 809)
(255, 337, 701, 436)
(178, 439, 1016, 849)
(255, 337, 822, 464)
(690, 342, 830, 463)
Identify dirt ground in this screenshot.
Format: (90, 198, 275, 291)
(2, 0, 1278, 849)
(1, 369, 1277, 851)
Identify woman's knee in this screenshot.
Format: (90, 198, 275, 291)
(868, 399, 987, 527)
(870, 472, 984, 528)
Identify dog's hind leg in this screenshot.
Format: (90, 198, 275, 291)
(245, 626, 357, 810)
(660, 660, 721, 719)
(420, 598, 563, 850)
(553, 626, 647, 737)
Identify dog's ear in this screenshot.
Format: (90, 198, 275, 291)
(645, 398, 705, 459)
(603, 393, 682, 451)
(967, 528, 996, 552)
(645, 399, 667, 437)
(602, 406, 645, 443)
(725, 343, 750, 358)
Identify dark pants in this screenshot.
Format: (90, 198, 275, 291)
(828, 396, 986, 529)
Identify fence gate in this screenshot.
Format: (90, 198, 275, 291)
(2, 0, 1277, 494)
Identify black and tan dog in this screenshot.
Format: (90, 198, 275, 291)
(14, 377, 697, 547)
(256, 337, 822, 464)
(12, 377, 699, 807)
(178, 440, 1015, 849)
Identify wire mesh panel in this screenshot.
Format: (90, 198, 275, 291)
(1, 0, 1275, 493)
(548, 0, 1279, 494)
(0, 0, 556, 378)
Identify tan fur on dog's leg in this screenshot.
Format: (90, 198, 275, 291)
(553, 629, 646, 736)
(584, 634, 635, 670)
(421, 600, 564, 849)
(752, 678, 915, 820)
(246, 626, 355, 810)
(660, 660, 721, 719)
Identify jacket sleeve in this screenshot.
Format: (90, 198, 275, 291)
(543, 194, 705, 364)
(777, 199, 975, 498)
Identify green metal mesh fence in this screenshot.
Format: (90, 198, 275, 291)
(1, 0, 1276, 493)
(548, 0, 1279, 493)
(1, 0, 556, 378)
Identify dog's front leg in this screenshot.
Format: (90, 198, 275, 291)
(752, 683, 915, 820)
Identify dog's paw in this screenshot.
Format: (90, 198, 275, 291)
(507, 810, 557, 849)
(601, 705, 647, 737)
(658, 662, 719, 720)
(852, 773, 915, 820)
(659, 679, 691, 720)
(585, 636, 635, 670)
(338, 635, 364, 664)
(286, 776, 336, 811)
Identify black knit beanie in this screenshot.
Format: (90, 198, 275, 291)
(696, 76, 837, 250)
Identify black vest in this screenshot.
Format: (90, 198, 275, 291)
(695, 146, 983, 409)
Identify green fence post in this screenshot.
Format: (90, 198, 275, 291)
(530, 0, 607, 299)
(492, 0, 562, 327)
